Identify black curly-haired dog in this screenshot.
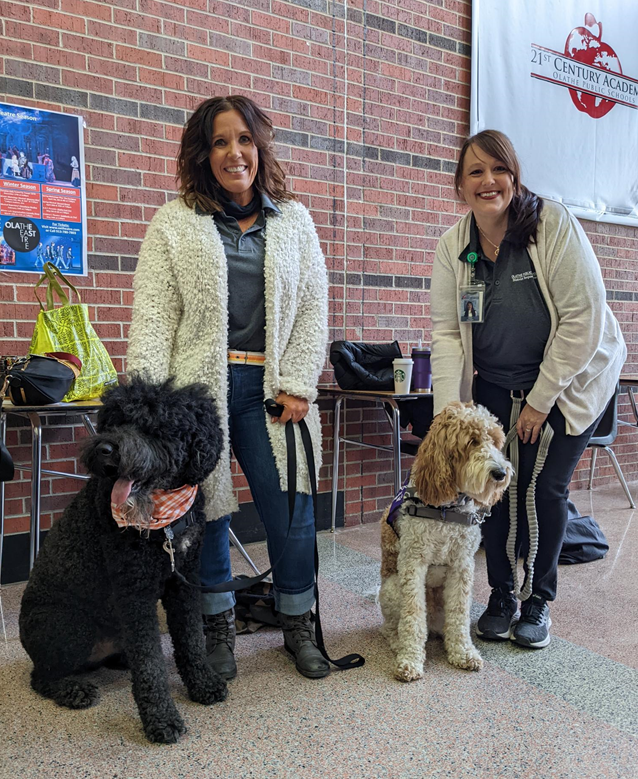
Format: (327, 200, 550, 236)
(19, 378, 227, 744)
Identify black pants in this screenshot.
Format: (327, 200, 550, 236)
(474, 375, 599, 601)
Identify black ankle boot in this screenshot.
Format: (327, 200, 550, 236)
(203, 609, 237, 680)
(278, 611, 330, 679)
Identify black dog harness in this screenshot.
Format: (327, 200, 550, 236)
(386, 478, 489, 536)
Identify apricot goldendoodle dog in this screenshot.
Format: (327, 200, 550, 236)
(379, 402, 512, 682)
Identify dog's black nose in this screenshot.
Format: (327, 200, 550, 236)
(97, 442, 115, 458)
(491, 469, 507, 482)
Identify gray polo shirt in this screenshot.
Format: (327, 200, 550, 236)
(459, 216, 551, 390)
(214, 193, 281, 352)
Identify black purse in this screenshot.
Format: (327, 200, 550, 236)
(3, 352, 82, 406)
(329, 340, 402, 391)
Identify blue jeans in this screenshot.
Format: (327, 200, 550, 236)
(200, 364, 316, 616)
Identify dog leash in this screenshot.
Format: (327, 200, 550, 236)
(503, 392, 554, 601)
(172, 399, 365, 671)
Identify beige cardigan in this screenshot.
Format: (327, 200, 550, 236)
(431, 199, 626, 435)
(126, 197, 328, 521)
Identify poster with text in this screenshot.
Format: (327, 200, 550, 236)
(471, 1, 638, 226)
(0, 102, 87, 275)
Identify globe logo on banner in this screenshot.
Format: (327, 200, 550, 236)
(565, 14, 621, 118)
(531, 13, 637, 118)
(3, 217, 40, 252)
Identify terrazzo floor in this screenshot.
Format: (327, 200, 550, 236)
(1, 483, 636, 779)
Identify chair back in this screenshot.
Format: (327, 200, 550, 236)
(588, 383, 619, 448)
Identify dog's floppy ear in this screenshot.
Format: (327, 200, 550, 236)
(173, 383, 224, 485)
(411, 404, 460, 507)
(483, 407, 506, 450)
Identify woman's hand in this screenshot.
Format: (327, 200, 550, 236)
(517, 403, 548, 445)
(271, 392, 309, 424)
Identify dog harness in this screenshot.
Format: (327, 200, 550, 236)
(111, 483, 199, 532)
(386, 478, 489, 535)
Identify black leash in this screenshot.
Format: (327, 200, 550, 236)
(173, 399, 365, 671)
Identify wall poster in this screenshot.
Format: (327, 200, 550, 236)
(0, 102, 87, 275)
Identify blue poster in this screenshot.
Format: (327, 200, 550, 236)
(0, 102, 87, 275)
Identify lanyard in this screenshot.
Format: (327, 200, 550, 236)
(466, 250, 478, 283)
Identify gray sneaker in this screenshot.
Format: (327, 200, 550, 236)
(476, 588, 519, 640)
(510, 594, 551, 648)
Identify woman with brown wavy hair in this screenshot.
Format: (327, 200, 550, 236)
(431, 129, 625, 650)
(127, 96, 330, 680)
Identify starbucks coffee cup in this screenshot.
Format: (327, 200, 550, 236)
(392, 357, 413, 394)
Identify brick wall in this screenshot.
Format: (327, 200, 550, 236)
(1, 0, 637, 545)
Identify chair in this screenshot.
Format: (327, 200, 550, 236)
(587, 384, 636, 508)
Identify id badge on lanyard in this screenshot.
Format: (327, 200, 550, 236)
(459, 251, 485, 323)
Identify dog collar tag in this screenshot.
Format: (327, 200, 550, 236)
(162, 530, 176, 572)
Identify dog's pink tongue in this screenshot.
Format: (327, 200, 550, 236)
(111, 478, 134, 506)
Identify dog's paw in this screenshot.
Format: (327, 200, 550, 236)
(393, 658, 424, 682)
(447, 648, 483, 672)
(143, 713, 187, 744)
(47, 679, 99, 709)
(187, 666, 228, 706)
(67, 680, 99, 708)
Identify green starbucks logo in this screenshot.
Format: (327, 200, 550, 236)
(394, 368, 406, 382)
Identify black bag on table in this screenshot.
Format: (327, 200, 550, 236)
(4, 352, 81, 406)
(329, 340, 402, 391)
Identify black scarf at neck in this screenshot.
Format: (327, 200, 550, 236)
(218, 190, 261, 220)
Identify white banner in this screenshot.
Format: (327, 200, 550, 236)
(471, 1, 638, 226)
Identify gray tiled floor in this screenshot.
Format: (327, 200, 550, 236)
(1, 483, 636, 778)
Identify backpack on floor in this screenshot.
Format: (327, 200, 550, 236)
(233, 576, 278, 634)
(559, 501, 609, 564)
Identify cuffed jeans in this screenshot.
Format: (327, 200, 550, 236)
(474, 375, 599, 601)
(200, 364, 316, 617)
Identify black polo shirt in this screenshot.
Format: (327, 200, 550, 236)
(458, 216, 551, 391)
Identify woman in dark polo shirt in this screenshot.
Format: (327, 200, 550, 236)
(127, 96, 329, 680)
(430, 130, 626, 649)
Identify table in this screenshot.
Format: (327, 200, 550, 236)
(1, 399, 102, 578)
(318, 386, 432, 531)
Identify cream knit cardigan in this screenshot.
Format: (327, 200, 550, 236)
(126, 197, 328, 521)
(431, 198, 627, 435)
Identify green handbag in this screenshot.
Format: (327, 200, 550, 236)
(29, 262, 118, 401)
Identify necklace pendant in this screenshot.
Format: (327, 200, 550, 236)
(494, 247, 499, 258)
